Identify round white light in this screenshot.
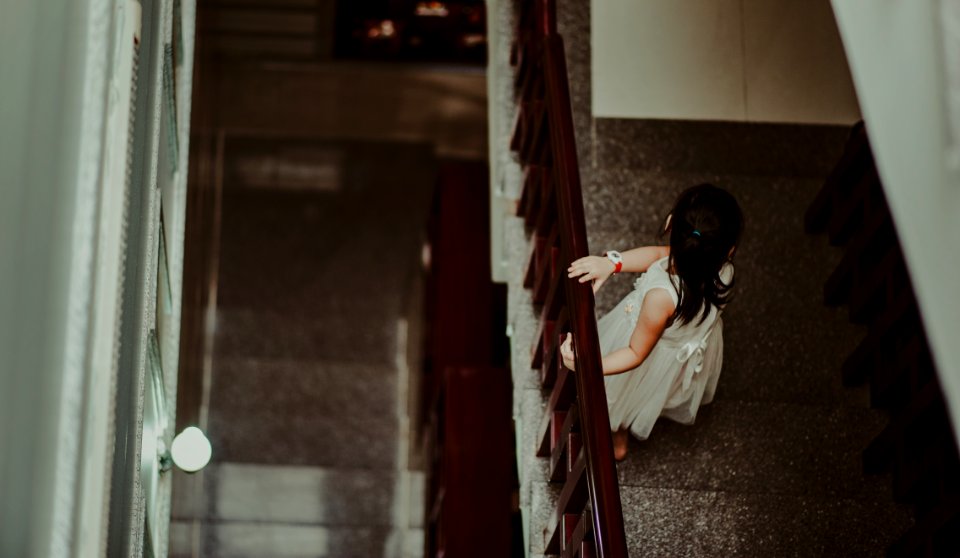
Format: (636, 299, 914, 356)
(170, 427, 212, 473)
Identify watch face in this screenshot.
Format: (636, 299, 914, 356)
(607, 250, 623, 262)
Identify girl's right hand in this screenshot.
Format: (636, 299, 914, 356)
(567, 255, 615, 293)
(560, 333, 576, 371)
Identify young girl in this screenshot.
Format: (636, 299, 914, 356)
(560, 183, 743, 460)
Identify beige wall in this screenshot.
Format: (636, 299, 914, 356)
(592, 0, 861, 124)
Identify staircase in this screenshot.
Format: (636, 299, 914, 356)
(491, 0, 915, 555)
(169, 139, 433, 558)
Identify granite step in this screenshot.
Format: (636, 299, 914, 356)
(588, 117, 850, 179)
(169, 520, 423, 558)
(206, 358, 399, 468)
(614, 399, 892, 500)
(172, 462, 423, 527)
(619, 485, 912, 558)
(215, 142, 434, 317)
(169, 463, 425, 558)
(214, 308, 400, 365)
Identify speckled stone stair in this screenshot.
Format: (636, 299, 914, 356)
(617, 485, 907, 557)
(170, 463, 424, 558)
(183, 140, 434, 558)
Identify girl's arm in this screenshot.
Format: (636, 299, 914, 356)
(567, 245, 670, 292)
(560, 288, 674, 375)
(601, 288, 673, 375)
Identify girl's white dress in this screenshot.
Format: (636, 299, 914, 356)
(599, 256, 733, 440)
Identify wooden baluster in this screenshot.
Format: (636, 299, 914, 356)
(524, 231, 544, 290)
(544, 454, 587, 554)
(549, 406, 579, 482)
(561, 510, 592, 558)
(531, 314, 554, 370)
(520, 164, 544, 226)
(537, 408, 566, 458)
(532, 224, 559, 304)
(540, 308, 567, 388)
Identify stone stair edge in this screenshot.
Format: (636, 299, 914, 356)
(617, 483, 913, 557)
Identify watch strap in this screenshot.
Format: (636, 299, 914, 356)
(604, 250, 623, 274)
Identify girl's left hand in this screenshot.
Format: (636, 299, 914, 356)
(567, 255, 615, 293)
(560, 333, 576, 371)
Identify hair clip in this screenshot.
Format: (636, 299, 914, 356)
(692, 229, 702, 237)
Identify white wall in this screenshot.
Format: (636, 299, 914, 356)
(0, 0, 111, 555)
(0, 0, 196, 555)
(830, 0, 960, 441)
(592, 0, 861, 124)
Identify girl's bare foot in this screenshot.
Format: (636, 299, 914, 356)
(612, 429, 629, 461)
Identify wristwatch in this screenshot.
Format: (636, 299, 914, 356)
(604, 250, 623, 274)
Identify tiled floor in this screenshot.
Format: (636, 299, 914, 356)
(171, 139, 435, 557)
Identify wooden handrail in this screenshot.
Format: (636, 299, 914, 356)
(544, 35, 628, 558)
(511, 1, 629, 556)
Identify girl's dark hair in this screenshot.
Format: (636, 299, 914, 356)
(662, 183, 744, 326)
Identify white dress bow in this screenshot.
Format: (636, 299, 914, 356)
(676, 337, 709, 392)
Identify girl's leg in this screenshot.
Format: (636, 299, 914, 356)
(612, 429, 629, 461)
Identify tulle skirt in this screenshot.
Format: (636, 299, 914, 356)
(598, 293, 723, 440)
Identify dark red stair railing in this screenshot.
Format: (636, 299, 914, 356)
(511, 1, 629, 557)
